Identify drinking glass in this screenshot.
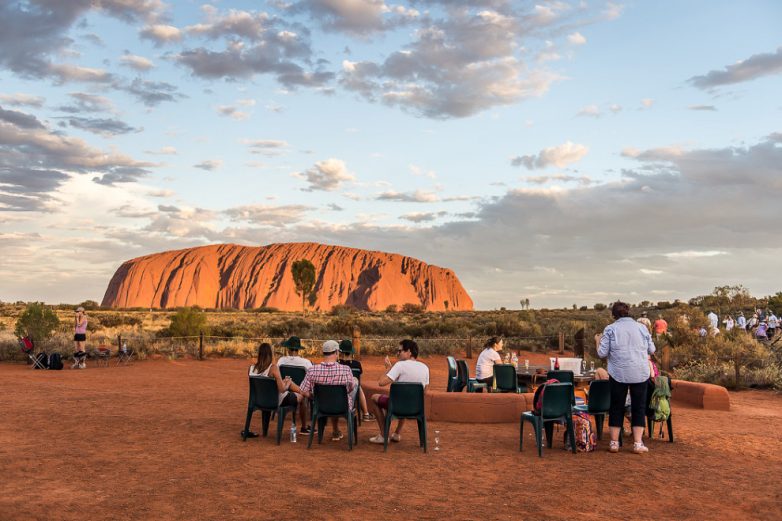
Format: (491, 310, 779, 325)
(524, 359, 529, 371)
(590, 361, 595, 372)
(434, 430, 441, 451)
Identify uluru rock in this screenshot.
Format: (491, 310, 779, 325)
(101, 242, 473, 311)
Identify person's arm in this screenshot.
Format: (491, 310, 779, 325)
(292, 373, 311, 399)
(646, 330, 656, 355)
(380, 362, 399, 387)
(597, 327, 611, 359)
(269, 364, 287, 393)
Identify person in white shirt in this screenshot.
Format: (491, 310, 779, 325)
(723, 316, 734, 332)
(767, 313, 778, 339)
(475, 337, 504, 389)
(737, 312, 747, 330)
(275, 336, 312, 429)
(707, 311, 719, 330)
(368, 339, 430, 445)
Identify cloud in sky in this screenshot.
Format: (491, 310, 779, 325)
(193, 159, 223, 171)
(511, 142, 589, 170)
(295, 158, 355, 191)
(688, 47, 782, 89)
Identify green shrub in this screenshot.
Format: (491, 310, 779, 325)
(14, 302, 60, 343)
(165, 307, 209, 337)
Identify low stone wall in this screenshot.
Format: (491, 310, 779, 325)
(671, 379, 731, 411)
(361, 378, 731, 424)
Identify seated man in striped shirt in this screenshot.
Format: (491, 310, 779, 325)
(287, 340, 357, 440)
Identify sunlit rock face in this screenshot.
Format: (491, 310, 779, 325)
(101, 242, 473, 311)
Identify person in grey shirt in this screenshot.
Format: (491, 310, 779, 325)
(598, 301, 656, 454)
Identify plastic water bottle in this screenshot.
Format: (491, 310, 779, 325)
(511, 352, 518, 368)
(590, 360, 595, 372)
(290, 423, 297, 443)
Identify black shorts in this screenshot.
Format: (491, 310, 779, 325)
(280, 393, 298, 407)
(74, 333, 86, 342)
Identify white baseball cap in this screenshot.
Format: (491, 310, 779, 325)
(322, 340, 339, 354)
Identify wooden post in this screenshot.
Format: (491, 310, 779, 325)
(199, 331, 204, 361)
(466, 335, 472, 359)
(352, 325, 361, 359)
(734, 354, 741, 389)
(558, 331, 565, 354)
(118, 333, 122, 352)
(662, 344, 671, 372)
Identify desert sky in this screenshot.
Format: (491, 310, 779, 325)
(0, 1, 780, 308)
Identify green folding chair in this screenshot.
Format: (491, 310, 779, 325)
(242, 376, 297, 445)
(384, 382, 427, 453)
(308, 384, 358, 451)
(573, 379, 610, 439)
(547, 370, 576, 405)
(493, 364, 522, 393)
(520, 382, 576, 457)
(446, 356, 458, 392)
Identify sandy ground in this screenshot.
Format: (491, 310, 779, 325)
(1, 354, 781, 521)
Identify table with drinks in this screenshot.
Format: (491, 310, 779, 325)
(512, 356, 597, 391)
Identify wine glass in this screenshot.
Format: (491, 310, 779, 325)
(524, 359, 529, 372)
(434, 430, 441, 451)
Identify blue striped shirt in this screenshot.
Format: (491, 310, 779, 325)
(598, 317, 656, 383)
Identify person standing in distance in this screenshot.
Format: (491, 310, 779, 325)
(72, 306, 88, 369)
(637, 311, 652, 334)
(598, 301, 656, 454)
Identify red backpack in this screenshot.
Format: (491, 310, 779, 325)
(532, 378, 560, 414)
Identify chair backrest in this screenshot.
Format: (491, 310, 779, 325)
(547, 370, 574, 384)
(540, 383, 573, 419)
(446, 356, 458, 391)
(493, 364, 517, 391)
(455, 359, 469, 392)
(313, 384, 350, 416)
(249, 376, 279, 410)
(587, 379, 611, 413)
(351, 367, 361, 381)
(279, 365, 307, 385)
(19, 336, 34, 352)
(389, 382, 425, 417)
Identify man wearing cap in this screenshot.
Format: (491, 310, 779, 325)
(286, 340, 357, 441)
(637, 311, 652, 334)
(368, 339, 430, 445)
(277, 336, 313, 370)
(337, 340, 375, 421)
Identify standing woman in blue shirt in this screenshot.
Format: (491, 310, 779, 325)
(598, 301, 656, 454)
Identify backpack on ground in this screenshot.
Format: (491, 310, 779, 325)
(649, 375, 671, 421)
(48, 353, 63, 370)
(34, 352, 48, 369)
(565, 411, 597, 452)
(532, 378, 560, 414)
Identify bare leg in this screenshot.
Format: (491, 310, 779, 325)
(394, 419, 405, 435)
(610, 426, 620, 442)
(358, 388, 369, 415)
(632, 426, 644, 445)
(369, 394, 386, 435)
(331, 417, 340, 435)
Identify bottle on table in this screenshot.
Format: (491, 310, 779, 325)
(554, 357, 560, 370)
(290, 423, 297, 443)
(511, 352, 518, 369)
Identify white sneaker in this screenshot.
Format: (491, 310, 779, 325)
(633, 442, 649, 454)
(369, 435, 386, 444)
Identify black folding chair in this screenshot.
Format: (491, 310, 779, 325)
(94, 346, 111, 368)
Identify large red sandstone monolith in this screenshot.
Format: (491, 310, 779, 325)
(101, 242, 473, 312)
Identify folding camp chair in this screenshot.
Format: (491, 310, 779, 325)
(19, 337, 46, 369)
(116, 345, 134, 366)
(95, 345, 111, 368)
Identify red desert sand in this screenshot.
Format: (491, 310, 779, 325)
(1, 355, 780, 521)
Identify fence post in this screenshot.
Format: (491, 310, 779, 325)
(662, 343, 671, 372)
(199, 331, 204, 361)
(734, 353, 741, 388)
(352, 326, 361, 359)
(117, 333, 122, 353)
(558, 331, 565, 354)
(467, 335, 472, 359)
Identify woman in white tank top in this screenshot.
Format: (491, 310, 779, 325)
(249, 343, 292, 406)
